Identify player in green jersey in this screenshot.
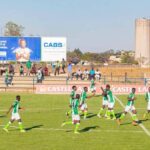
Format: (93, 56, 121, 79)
(62, 94, 81, 134)
(117, 88, 138, 126)
(143, 87, 150, 119)
(3, 95, 26, 133)
(105, 84, 116, 120)
(80, 87, 95, 119)
(97, 87, 109, 118)
(90, 78, 96, 94)
(66, 85, 77, 117)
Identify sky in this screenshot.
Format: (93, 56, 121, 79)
(0, 0, 150, 52)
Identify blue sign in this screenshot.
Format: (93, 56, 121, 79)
(0, 37, 41, 61)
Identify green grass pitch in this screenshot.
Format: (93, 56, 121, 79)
(0, 93, 150, 150)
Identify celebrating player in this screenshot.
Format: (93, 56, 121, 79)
(66, 85, 77, 117)
(143, 87, 150, 119)
(105, 84, 116, 120)
(97, 87, 109, 118)
(90, 78, 96, 94)
(3, 95, 26, 133)
(62, 94, 81, 134)
(117, 88, 138, 126)
(80, 87, 95, 119)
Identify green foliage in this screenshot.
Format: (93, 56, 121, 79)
(121, 52, 138, 64)
(4, 21, 24, 36)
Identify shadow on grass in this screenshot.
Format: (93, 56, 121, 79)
(86, 114, 97, 119)
(25, 125, 43, 131)
(80, 126, 100, 133)
(0, 115, 6, 118)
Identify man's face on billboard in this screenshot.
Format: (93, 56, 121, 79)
(19, 39, 26, 48)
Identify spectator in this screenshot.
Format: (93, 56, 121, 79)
(83, 69, 89, 80)
(67, 62, 72, 80)
(0, 64, 6, 76)
(54, 61, 60, 76)
(89, 67, 95, 80)
(51, 62, 55, 74)
(43, 65, 49, 76)
(36, 68, 43, 83)
(30, 64, 37, 75)
(8, 63, 15, 75)
(5, 69, 13, 86)
(61, 58, 66, 73)
(26, 60, 32, 76)
(95, 69, 101, 81)
(19, 65, 24, 76)
(76, 69, 82, 80)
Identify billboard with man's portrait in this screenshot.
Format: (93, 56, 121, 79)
(0, 37, 41, 61)
(0, 36, 66, 62)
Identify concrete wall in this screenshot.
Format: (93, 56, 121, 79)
(135, 18, 150, 67)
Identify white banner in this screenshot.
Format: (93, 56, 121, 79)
(41, 37, 66, 61)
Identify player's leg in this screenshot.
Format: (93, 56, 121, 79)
(131, 107, 138, 125)
(143, 102, 150, 119)
(3, 119, 14, 132)
(97, 104, 105, 118)
(17, 119, 25, 132)
(117, 106, 129, 125)
(83, 104, 88, 119)
(74, 115, 80, 134)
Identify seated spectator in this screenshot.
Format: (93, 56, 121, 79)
(83, 69, 89, 80)
(89, 67, 95, 80)
(75, 69, 83, 80)
(8, 63, 15, 75)
(36, 68, 43, 83)
(5, 69, 13, 86)
(19, 65, 24, 76)
(43, 65, 49, 76)
(95, 69, 101, 81)
(0, 64, 6, 76)
(30, 64, 37, 75)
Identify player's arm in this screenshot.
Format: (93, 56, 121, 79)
(128, 96, 136, 101)
(6, 105, 13, 115)
(19, 107, 25, 110)
(101, 87, 107, 96)
(145, 93, 148, 101)
(22, 52, 30, 60)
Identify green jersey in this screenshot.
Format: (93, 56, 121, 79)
(90, 79, 95, 89)
(107, 90, 115, 103)
(70, 90, 76, 104)
(145, 92, 150, 102)
(5, 71, 9, 80)
(72, 99, 79, 115)
(81, 91, 87, 104)
(127, 92, 135, 106)
(12, 100, 20, 114)
(103, 89, 108, 101)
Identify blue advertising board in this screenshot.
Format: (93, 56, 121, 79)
(0, 37, 41, 61)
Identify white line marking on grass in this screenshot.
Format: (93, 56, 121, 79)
(114, 96, 150, 137)
(0, 125, 143, 133)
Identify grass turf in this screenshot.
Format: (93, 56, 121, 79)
(0, 93, 149, 150)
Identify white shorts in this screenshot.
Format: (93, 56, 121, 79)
(108, 102, 115, 109)
(80, 103, 88, 111)
(72, 114, 80, 122)
(147, 102, 150, 110)
(90, 87, 96, 92)
(102, 100, 108, 106)
(125, 105, 136, 112)
(11, 113, 21, 120)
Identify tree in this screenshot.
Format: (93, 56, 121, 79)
(4, 21, 24, 36)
